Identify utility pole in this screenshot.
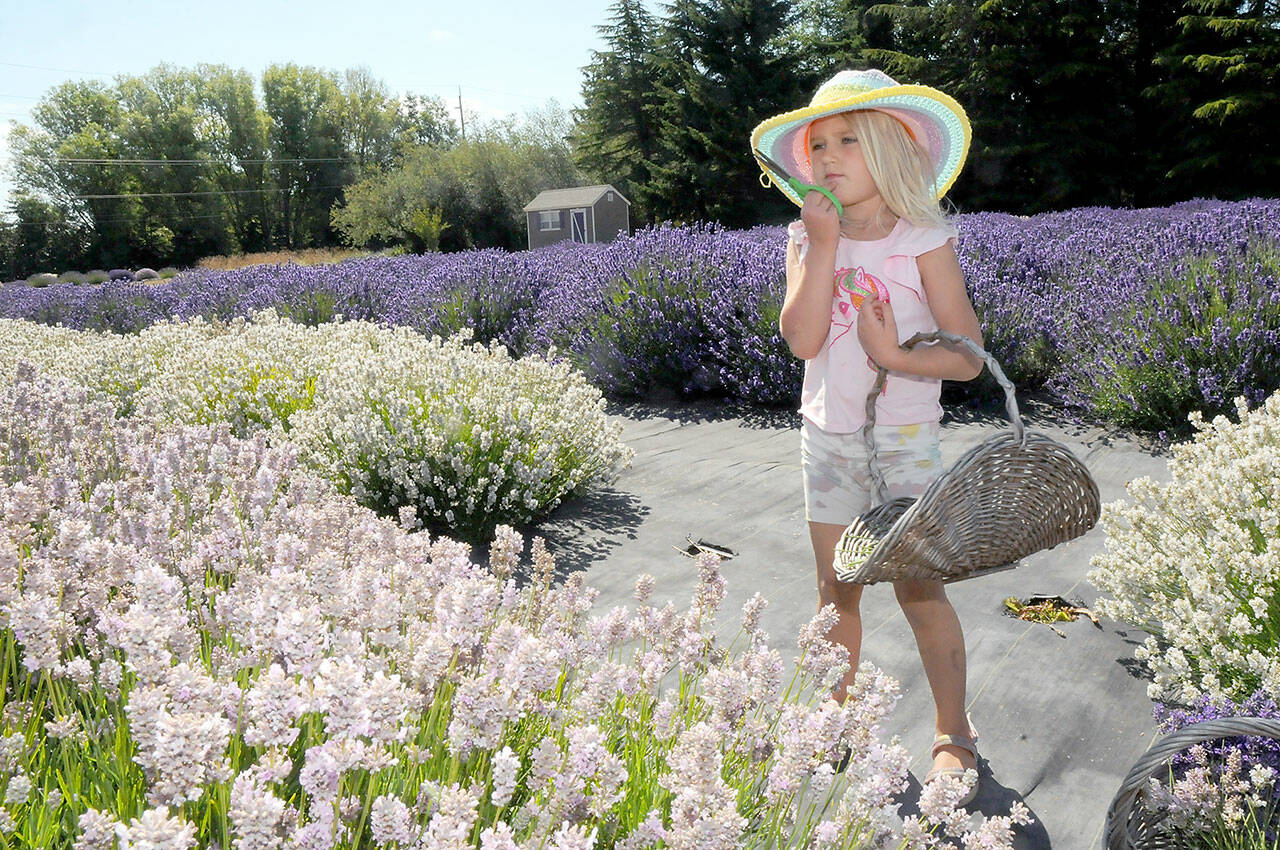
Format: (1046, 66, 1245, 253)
(458, 86, 465, 141)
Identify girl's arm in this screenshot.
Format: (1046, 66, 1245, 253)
(857, 240, 984, 380)
(780, 195, 840, 360)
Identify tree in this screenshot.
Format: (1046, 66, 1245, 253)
(197, 64, 274, 254)
(332, 105, 586, 253)
(646, 0, 811, 227)
(395, 93, 459, 154)
(2, 196, 86, 279)
(262, 64, 351, 248)
(1146, 0, 1280, 201)
(117, 65, 233, 264)
(9, 78, 143, 270)
(778, 0, 872, 80)
(863, 0, 1142, 212)
(342, 67, 401, 175)
(573, 0, 664, 222)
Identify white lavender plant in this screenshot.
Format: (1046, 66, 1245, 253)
(1089, 393, 1280, 704)
(0, 370, 1027, 848)
(0, 311, 632, 541)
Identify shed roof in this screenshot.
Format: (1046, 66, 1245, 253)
(523, 184, 630, 212)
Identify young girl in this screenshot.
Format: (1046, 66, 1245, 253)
(751, 69, 985, 805)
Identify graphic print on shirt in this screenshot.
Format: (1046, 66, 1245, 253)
(828, 266, 891, 348)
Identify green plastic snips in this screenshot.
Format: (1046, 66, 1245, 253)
(753, 150, 844, 217)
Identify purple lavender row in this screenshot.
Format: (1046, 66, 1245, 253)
(2, 199, 1277, 429)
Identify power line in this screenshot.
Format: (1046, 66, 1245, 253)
(9, 184, 348, 225)
(11, 211, 231, 228)
(66, 184, 348, 200)
(33, 156, 352, 165)
(0, 61, 114, 76)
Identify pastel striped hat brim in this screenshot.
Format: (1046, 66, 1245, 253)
(750, 69, 972, 206)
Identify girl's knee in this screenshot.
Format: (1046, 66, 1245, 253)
(894, 579, 949, 615)
(819, 576, 863, 612)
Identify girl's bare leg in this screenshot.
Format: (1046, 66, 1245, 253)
(810, 520, 863, 703)
(894, 579, 975, 772)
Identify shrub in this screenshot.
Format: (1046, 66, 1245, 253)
(25, 273, 57, 287)
(133, 267, 160, 281)
(3, 200, 1276, 431)
(534, 223, 792, 402)
(1088, 393, 1280, 704)
(158, 266, 179, 279)
(0, 369, 1027, 849)
(57, 271, 86, 285)
(0, 312, 633, 543)
(106, 268, 135, 281)
(957, 200, 1280, 431)
(84, 269, 109, 284)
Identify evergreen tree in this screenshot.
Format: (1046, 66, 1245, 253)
(573, 0, 663, 223)
(647, 0, 811, 227)
(1146, 0, 1280, 200)
(777, 0, 868, 82)
(864, 0, 1140, 212)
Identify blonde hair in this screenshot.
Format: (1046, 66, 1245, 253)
(821, 110, 954, 233)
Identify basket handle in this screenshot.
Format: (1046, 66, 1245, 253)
(1103, 717, 1280, 850)
(863, 331, 1023, 504)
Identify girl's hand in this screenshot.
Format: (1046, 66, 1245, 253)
(800, 190, 840, 248)
(857, 291, 903, 369)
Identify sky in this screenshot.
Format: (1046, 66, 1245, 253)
(0, 0, 643, 208)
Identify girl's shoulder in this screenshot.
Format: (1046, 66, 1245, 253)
(890, 219, 957, 258)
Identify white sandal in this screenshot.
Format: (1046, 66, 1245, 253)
(924, 724, 980, 807)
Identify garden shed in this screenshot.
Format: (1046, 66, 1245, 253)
(523, 184, 630, 249)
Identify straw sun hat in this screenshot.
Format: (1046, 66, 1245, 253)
(750, 69, 972, 206)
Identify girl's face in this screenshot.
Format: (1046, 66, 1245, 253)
(807, 115, 879, 209)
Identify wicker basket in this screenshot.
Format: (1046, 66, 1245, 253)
(1104, 717, 1280, 850)
(833, 331, 1100, 584)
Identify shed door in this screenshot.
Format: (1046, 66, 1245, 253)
(571, 208, 588, 243)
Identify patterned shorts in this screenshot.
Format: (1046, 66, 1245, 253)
(800, 420, 944, 526)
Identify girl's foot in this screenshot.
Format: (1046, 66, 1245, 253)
(924, 725, 979, 806)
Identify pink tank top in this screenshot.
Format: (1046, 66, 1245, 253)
(789, 217, 956, 433)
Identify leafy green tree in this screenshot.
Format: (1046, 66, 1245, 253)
(342, 67, 401, 174)
(117, 65, 233, 264)
(573, 0, 664, 222)
(332, 106, 585, 253)
(396, 93, 459, 153)
(9, 78, 142, 270)
(1146, 0, 1280, 201)
(646, 0, 811, 227)
(262, 64, 351, 248)
(2, 196, 86, 278)
(197, 64, 274, 253)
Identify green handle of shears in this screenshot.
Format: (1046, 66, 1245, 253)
(787, 178, 843, 217)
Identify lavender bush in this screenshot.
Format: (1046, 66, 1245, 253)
(0, 370, 1030, 848)
(3, 199, 1277, 430)
(533, 224, 798, 401)
(0, 314, 632, 544)
(1089, 394, 1280, 704)
(1154, 691, 1280, 781)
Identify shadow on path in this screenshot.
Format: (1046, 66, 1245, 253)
(607, 398, 802, 431)
(895, 758, 1051, 849)
(530, 487, 649, 579)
